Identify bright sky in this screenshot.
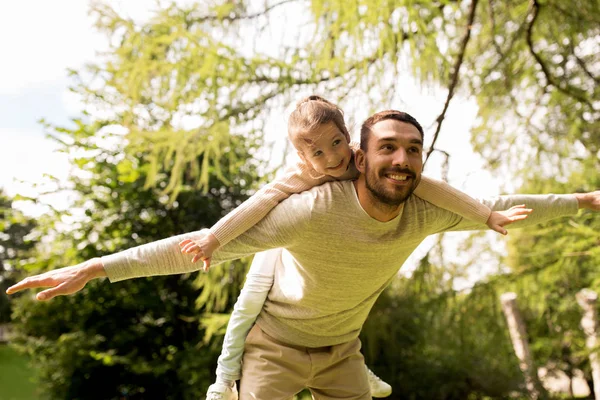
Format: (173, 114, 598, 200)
(0, 0, 512, 288)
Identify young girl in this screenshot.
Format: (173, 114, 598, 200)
(179, 96, 529, 399)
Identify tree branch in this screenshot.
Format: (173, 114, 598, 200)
(424, 0, 479, 166)
(189, 0, 302, 23)
(525, 0, 594, 109)
(487, 0, 503, 56)
(572, 52, 600, 85)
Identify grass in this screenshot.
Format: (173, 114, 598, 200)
(0, 344, 40, 400)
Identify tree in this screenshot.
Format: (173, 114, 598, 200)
(9, 4, 267, 398)
(11, 119, 262, 399)
(0, 189, 36, 324)
(497, 167, 600, 396)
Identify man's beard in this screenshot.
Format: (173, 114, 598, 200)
(364, 159, 419, 207)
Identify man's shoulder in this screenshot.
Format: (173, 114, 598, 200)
(274, 180, 355, 217)
(283, 180, 352, 201)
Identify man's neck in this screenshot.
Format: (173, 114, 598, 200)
(353, 178, 404, 222)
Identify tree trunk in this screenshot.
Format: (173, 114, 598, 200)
(500, 292, 545, 399)
(576, 289, 600, 400)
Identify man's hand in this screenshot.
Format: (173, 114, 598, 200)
(486, 204, 533, 235)
(5, 258, 107, 301)
(574, 191, 600, 210)
(179, 230, 221, 272)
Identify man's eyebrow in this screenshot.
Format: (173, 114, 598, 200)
(377, 136, 423, 146)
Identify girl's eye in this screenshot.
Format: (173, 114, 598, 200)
(332, 139, 341, 146)
(313, 150, 323, 157)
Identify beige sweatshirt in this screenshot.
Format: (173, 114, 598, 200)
(102, 182, 578, 347)
(209, 143, 491, 247)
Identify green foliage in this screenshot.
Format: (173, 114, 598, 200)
(9, 3, 267, 398)
(0, 190, 36, 323)
(11, 116, 260, 398)
(467, 0, 599, 177)
(85, 0, 597, 194)
(361, 265, 525, 399)
(498, 168, 600, 393)
(10, 111, 263, 398)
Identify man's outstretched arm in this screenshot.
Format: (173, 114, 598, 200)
(438, 190, 599, 233)
(5, 189, 315, 301)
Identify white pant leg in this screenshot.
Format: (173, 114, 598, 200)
(215, 248, 281, 381)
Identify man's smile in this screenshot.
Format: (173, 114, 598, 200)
(383, 169, 415, 186)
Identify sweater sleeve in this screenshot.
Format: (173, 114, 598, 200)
(413, 176, 491, 224)
(210, 160, 333, 247)
(429, 193, 579, 233)
(101, 184, 320, 283)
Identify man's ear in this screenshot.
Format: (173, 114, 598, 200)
(355, 149, 366, 173)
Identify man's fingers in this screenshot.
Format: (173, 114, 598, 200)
(513, 209, 533, 217)
(511, 214, 529, 221)
(37, 282, 69, 301)
(6, 275, 50, 294)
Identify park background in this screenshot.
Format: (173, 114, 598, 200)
(0, 0, 598, 399)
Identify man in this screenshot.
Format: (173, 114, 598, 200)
(8, 110, 600, 399)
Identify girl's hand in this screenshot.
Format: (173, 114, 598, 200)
(5, 258, 107, 301)
(179, 231, 220, 272)
(486, 205, 533, 235)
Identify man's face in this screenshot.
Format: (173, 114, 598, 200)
(359, 119, 423, 206)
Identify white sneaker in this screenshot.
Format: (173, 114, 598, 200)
(206, 382, 239, 400)
(365, 366, 392, 398)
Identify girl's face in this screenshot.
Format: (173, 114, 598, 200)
(297, 122, 352, 177)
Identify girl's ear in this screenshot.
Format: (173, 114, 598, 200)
(355, 149, 366, 173)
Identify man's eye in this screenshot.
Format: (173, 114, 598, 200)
(409, 147, 421, 153)
(381, 145, 393, 151)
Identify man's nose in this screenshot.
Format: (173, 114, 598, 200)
(392, 148, 410, 167)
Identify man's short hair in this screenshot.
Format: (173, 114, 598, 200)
(360, 110, 424, 151)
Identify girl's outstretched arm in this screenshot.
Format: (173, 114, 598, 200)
(180, 159, 358, 270)
(414, 176, 531, 235)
